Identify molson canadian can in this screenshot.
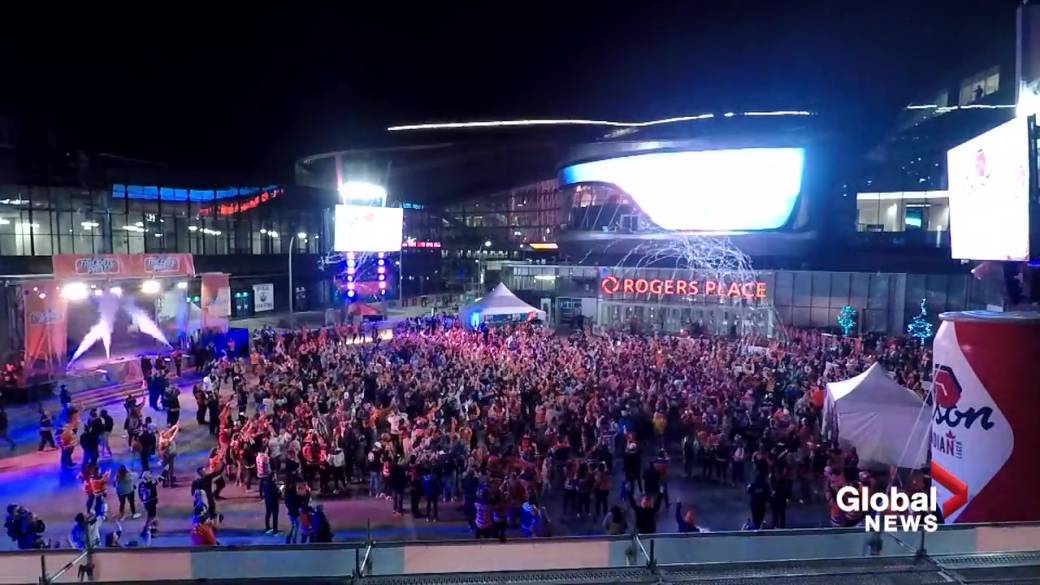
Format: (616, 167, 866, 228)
(931, 311, 1040, 523)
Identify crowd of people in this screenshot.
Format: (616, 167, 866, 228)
(5, 316, 934, 549)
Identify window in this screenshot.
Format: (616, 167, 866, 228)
(856, 191, 949, 232)
(959, 66, 1001, 105)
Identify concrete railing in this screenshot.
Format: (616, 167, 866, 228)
(7, 523, 1040, 584)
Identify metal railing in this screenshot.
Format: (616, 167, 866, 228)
(5, 521, 1040, 584)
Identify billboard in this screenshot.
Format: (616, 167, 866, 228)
(560, 148, 804, 231)
(947, 116, 1032, 261)
(334, 205, 403, 252)
(253, 283, 274, 312)
(52, 253, 196, 279)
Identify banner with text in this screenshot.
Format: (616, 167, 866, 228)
(200, 273, 231, 332)
(599, 275, 768, 300)
(23, 280, 68, 382)
(52, 254, 196, 279)
(252, 283, 274, 312)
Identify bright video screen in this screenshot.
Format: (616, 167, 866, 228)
(947, 116, 1031, 261)
(334, 205, 403, 252)
(560, 148, 804, 231)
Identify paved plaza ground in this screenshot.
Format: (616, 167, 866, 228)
(0, 371, 828, 550)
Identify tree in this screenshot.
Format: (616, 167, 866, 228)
(907, 298, 934, 344)
(837, 305, 856, 337)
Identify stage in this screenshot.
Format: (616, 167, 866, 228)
(61, 346, 176, 394)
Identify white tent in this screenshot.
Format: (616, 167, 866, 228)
(460, 283, 546, 329)
(823, 362, 931, 469)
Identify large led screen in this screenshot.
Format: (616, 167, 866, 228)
(947, 116, 1031, 261)
(560, 148, 804, 231)
(334, 205, 404, 252)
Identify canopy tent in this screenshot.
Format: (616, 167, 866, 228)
(823, 362, 931, 469)
(460, 283, 546, 329)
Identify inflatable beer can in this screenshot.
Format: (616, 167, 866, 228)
(931, 310, 1040, 523)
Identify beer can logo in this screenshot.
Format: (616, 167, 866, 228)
(934, 365, 961, 410)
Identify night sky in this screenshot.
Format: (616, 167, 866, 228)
(0, 1, 1019, 179)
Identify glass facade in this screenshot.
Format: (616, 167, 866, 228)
(0, 184, 327, 257)
(500, 263, 1002, 336)
(442, 179, 561, 249)
(856, 191, 950, 233)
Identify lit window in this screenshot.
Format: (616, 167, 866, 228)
(959, 66, 1000, 105)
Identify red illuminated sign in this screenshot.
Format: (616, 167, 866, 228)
(198, 188, 281, 217)
(599, 275, 767, 299)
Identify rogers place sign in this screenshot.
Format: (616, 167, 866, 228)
(600, 275, 767, 299)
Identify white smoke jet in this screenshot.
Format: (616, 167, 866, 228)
(124, 300, 171, 348)
(69, 292, 122, 364)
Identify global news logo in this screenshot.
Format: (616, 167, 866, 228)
(836, 487, 939, 533)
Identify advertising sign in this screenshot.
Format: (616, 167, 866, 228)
(947, 116, 1031, 261)
(52, 253, 196, 279)
(253, 283, 274, 312)
(23, 280, 68, 382)
(931, 312, 1040, 523)
(200, 273, 231, 332)
(599, 275, 767, 300)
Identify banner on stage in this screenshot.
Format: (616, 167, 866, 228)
(253, 283, 274, 312)
(23, 280, 68, 383)
(200, 273, 231, 332)
(52, 254, 196, 279)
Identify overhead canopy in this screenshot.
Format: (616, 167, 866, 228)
(823, 362, 930, 469)
(459, 283, 546, 328)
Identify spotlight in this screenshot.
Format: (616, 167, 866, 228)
(347, 267, 356, 275)
(377, 252, 385, 259)
(347, 290, 355, 298)
(377, 259, 385, 266)
(61, 282, 89, 301)
(140, 280, 161, 295)
(338, 181, 387, 205)
(379, 281, 387, 289)
(176, 281, 188, 290)
(109, 286, 123, 297)
(377, 266, 386, 274)
(38, 293, 46, 299)
(260, 228, 267, 234)
(484, 240, 492, 248)
(347, 252, 356, 260)
(188, 225, 199, 232)
(347, 282, 355, 291)
(297, 232, 307, 239)
(378, 274, 385, 281)
(93, 289, 103, 297)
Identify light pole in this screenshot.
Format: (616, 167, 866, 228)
(288, 232, 307, 314)
(288, 234, 296, 315)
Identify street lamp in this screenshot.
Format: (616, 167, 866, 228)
(288, 234, 298, 314)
